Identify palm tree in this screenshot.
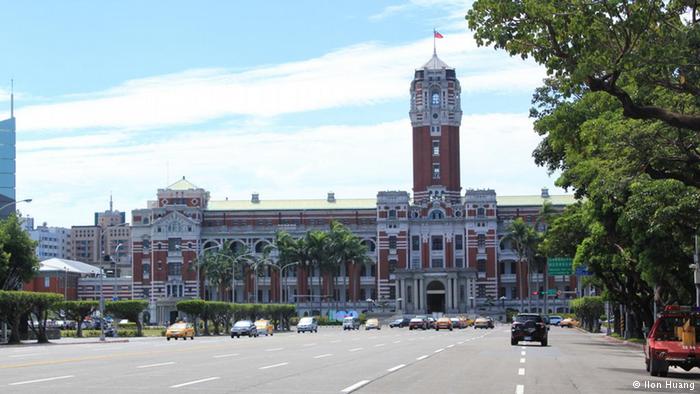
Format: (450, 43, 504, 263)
(275, 231, 311, 304)
(198, 241, 251, 301)
(327, 221, 370, 306)
(505, 218, 539, 312)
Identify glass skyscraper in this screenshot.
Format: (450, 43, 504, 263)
(0, 114, 15, 218)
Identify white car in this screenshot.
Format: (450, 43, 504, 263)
(297, 317, 318, 333)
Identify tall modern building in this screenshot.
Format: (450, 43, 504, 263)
(0, 90, 15, 218)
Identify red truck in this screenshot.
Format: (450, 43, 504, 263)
(644, 306, 700, 377)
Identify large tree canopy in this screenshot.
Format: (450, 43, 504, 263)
(467, 0, 700, 131)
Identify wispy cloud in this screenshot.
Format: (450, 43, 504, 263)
(369, 0, 472, 22)
(19, 113, 563, 227)
(14, 32, 543, 133)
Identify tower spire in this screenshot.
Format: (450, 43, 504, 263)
(109, 192, 113, 212)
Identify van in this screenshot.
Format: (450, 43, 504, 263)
(343, 316, 360, 330)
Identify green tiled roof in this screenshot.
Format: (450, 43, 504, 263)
(208, 198, 377, 211)
(167, 177, 199, 191)
(496, 194, 577, 207)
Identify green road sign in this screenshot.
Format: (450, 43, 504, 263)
(546, 288, 557, 296)
(548, 257, 573, 275)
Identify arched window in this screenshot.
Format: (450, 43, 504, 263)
(429, 210, 444, 220)
(431, 92, 440, 106)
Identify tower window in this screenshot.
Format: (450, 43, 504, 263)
(432, 140, 440, 156)
(389, 236, 397, 249)
(432, 92, 440, 106)
(411, 236, 420, 251)
(430, 125, 441, 133)
(432, 163, 440, 179)
(431, 236, 443, 251)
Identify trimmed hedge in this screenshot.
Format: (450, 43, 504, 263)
(176, 301, 297, 335)
(0, 290, 64, 344)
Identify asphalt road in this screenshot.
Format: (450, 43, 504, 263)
(0, 325, 698, 393)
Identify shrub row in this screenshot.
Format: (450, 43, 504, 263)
(176, 301, 296, 336)
(0, 290, 64, 344)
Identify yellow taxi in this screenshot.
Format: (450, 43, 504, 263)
(559, 318, 579, 328)
(436, 317, 453, 331)
(166, 322, 195, 340)
(254, 319, 274, 336)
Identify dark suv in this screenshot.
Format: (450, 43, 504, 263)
(511, 313, 548, 346)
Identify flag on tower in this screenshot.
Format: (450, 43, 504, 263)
(434, 30, 444, 39)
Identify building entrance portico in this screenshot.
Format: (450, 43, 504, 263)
(426, 280, 445, 314)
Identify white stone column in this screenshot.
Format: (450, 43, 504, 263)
(446, 278, 452, 312)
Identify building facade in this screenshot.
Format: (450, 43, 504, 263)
(26, 221, 72, 261)
(120, 52, 577, 323)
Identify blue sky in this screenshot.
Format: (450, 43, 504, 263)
(3, 1, 566, 228)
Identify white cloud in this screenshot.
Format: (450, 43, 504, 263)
(19, 113, 566, 227)
(15, 32, 543, 133)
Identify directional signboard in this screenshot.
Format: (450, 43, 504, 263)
(575, 266, 592, 276)
(547, 257, 573, 276)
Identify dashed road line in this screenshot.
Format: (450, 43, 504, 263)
(266, 347, 284, 352)
(213, 353, 238, 359)
(516, 384, 525, 394)
(434, 348, 444, 353)
(374, 343, 385, 347)
(341, 380, 371, 393)
(393, 340, 401, 344)
(349, 347, 363, 352)
(518, 368, 525, 376)
(8, 353, 42, 358)
(314, 353, 332, 359)
(387, 364, 406, 372)
(137, 361, 175, 368)
(520, 351, 526, 356)
(9, 375, 74, 386)
(416, 355, 429, 361)
(446, 344, 454, 348)
(259, 362, 289, 370)
(303, 343, 317, 347)
(520, 358, 526, 363)
(170, 377, 220, 388)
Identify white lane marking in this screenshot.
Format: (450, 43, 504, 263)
(434, 348, 444, 353)
(374, 343, 385, 347)
(349, 347, 363, 352)
(341, 380, 371, 393)
(516, 384, 525, 394)
(416, 355, 428, 361)
(303, 343, 317, 347)
(314, 353, 332, 359)
(213, 353, 238, 359)
(137, 361, 175, 369)
(9, 375, 74, 386)
(170, 377, 220, 388)
(520, 358, 526, 363)
(8, 353, 42, 358)
(259, 362, 289, 370)
(330, 340, 341, 343)
(521, 351, 526, 356)
(457, 342, 464, 345)
(266, 347, 284, 352)
(521, 346, 526, 350)
(393, 340, 401, 344)
(387, 364, 406, 372)
(446, 344, 454, 348)
(518, 368, 525, 376)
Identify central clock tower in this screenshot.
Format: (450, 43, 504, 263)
(409, 52, 462, 204)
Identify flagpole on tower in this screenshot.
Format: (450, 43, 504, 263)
(433, 28, 437, 55)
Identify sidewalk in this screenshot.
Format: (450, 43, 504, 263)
(577, 327, 645, 349)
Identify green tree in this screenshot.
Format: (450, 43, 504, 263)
(176, 299, 206, 335)
(54, 300, 98, 338)
(105, 300, 148, 337)
(505, 218, 540, 312)
(28, 293, 63, 343)
(570, 296, 605, 333)
(0, 291, 37, 344)
(467, 1, 700, 136)
(0, 214, 39, 290)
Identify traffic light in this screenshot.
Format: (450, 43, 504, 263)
(103, 254, 111, 262)
(532, 291, 539, 295)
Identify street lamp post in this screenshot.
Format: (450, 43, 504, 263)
(99, 222, 129, 342)
(273, 262, 299, 304)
